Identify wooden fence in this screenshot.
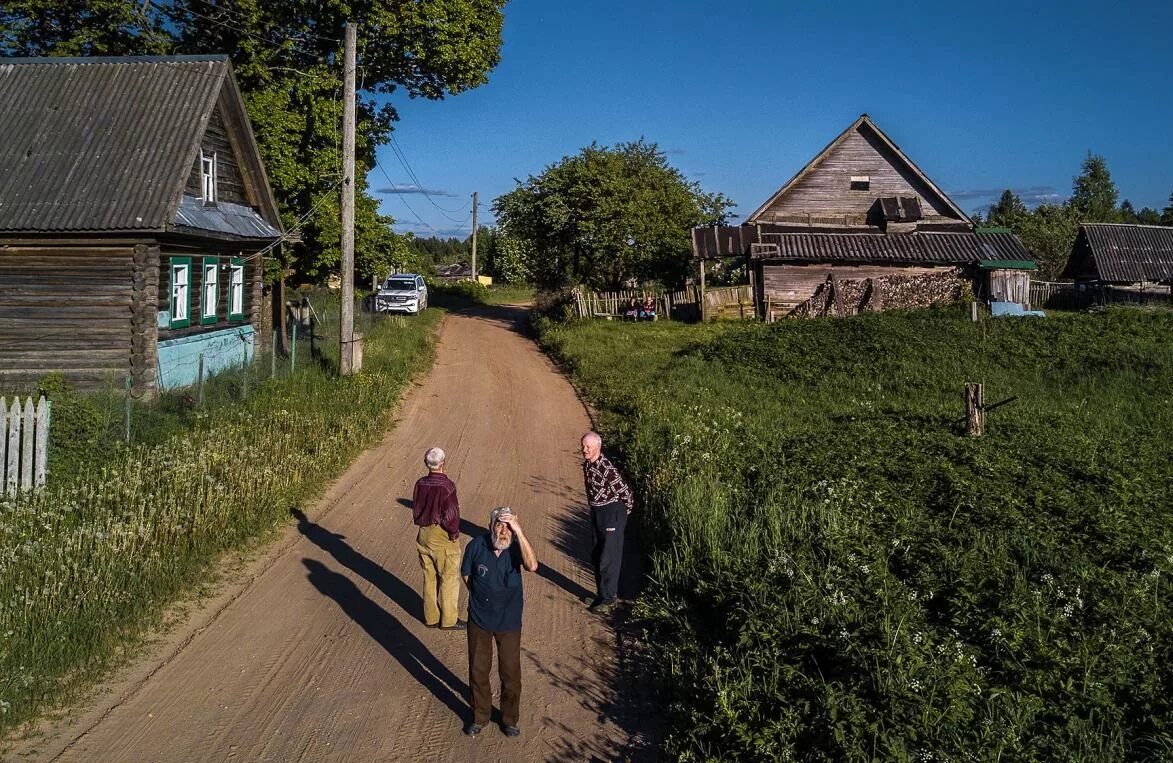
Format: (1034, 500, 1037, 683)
(1030, 280, 1173, 311)
(571, 285, 756, 321)
(1, 396, 50, 495)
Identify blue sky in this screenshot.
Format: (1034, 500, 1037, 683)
(371, 0, 1173, 238)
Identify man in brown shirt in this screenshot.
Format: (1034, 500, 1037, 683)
(412, 446, 465, 630)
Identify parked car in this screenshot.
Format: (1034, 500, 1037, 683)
(375, 274, 428, 314)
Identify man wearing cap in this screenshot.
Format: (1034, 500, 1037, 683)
(581, 431, 633, 615)
(460, 507, 538, 738)
(412, 446, 464, 630)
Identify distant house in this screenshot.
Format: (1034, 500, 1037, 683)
(692, 114, 1034, 317)
(435, 263, 473, 281)
(0, 56, 284, 396)
(1062, 224, 1173, 286)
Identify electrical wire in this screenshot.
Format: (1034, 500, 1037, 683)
(386, 135, 473, 218)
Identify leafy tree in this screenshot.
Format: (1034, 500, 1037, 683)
(1068, 153, 1119, 222)
(494, 139, 733, 289)
(987, 190, 1028, 227)
(1162, 192, 1173, 226)
(1015, 203, 1080, 280)
(485, 232, 534, 284)
(0, 0, 507, 280)
(1136, 207, 1161, 225)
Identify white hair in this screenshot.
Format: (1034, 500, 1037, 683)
(582, 431, 602, 447)
(424, 447, 445, 470)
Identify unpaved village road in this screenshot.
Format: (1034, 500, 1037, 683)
(23, 306, 647, 762)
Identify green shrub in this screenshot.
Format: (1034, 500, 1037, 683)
(539, 307, 1173, 761)
(428, 279, 490, 305)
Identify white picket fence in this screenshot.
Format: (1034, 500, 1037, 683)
(1, 396, 50, 495)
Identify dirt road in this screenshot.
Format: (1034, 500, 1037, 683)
(21, 306, 647, 762)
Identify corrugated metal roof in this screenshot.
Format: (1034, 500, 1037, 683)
(0, 56, 227, 232)
(1065, 224, 1173, 283)
(758, 232, 1030, 264)
(174, 195, 280, 239)
(693, 227, 1031, 265)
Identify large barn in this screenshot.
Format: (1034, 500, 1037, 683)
(1061, 223, 1173, 286)
(0, 56, 284, 397)
(692, 115, 1034, 318)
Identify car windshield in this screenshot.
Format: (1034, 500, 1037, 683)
(384, 278, 416, 291)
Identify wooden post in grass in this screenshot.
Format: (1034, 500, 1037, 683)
(271, 330, 277, 379)
(196, 353, 205, 408)
(971, 301, 979, 322)
(124, 374, 132, 444)
(965, 382, 984, 436)
(290, 322, 298, 372)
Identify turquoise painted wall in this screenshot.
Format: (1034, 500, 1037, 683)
(157, 326, 255, 391)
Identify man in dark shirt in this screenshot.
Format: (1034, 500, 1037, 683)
(412, 447, 464, 630)
(581, 431, 633, 615)
(460, 506, 538, 738)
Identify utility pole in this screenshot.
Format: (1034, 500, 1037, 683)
(339, 22, 360, 374)
(470, 191, 478, 281)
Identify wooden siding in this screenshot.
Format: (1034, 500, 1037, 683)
(987, 270, 1032, 306)
(156, 249, 256, 343)
(0, 246, 135, 390)
(761, 262, 954, 313)
(756, 128, 960, 224)
(185, 105, 249, 206)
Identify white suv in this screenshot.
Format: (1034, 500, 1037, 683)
(376, 274, 428, 314)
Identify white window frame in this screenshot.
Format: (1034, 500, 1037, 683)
(201, 151, 217, 203)
(201, 257, 219, 324)
(228, 259, 245, 320)
(169, 258, 191, 328)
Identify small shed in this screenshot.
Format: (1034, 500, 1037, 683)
(979, 257, 1037, 307)
(1061, 223, 1173, 287)
(0, 56, 284, 397)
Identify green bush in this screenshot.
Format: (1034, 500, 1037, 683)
(538, 307, 1173, 761)
(428, 279, 490, 305)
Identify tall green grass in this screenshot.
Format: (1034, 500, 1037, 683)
(539, 306, 1173, 761)
(0, 309, 441, 733)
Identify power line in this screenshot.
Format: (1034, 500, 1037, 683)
(373, 156, 472, 235)
(386, 135, 473, 219)
(184, 0, 342, 44)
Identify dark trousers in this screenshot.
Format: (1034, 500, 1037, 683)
(590, 501, 627, 603)
(467, 621, 522, 727)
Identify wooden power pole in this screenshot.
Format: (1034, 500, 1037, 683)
(339, 22, 360, 374)
(470, 191, 478, 281)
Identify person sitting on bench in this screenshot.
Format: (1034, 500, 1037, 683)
(622, 298, 640, 321)
(638, 296, 656, 321)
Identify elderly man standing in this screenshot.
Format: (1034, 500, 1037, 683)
(460, 507, 538, 738)
(581, 431, 633, 615)
(412, 446, 464, 630)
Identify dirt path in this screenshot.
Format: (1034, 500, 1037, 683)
(17, 306, 648, 762)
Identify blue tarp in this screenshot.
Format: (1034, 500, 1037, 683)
(991, 301, 1046, 318)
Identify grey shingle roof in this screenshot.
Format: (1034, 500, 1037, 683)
(1063, 224, 1173, 283)
(0, 56, 229, 232)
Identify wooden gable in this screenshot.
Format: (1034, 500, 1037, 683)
(747, 115, 971, 228)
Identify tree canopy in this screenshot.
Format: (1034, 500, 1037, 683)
(0, 0, 507, 282)
(493, 140, 732, 290)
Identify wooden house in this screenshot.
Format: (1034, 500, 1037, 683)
(1061, 223, 1173, 287)
(692, 115, 1034, 317)
(0, 56, 283, 397)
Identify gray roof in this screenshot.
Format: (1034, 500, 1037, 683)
(757, 231, 1030, 264)
(0, 55, 275, 238)
(694, 225, 1032, 265)
(1062, 223, 1173, 283)
(174, 195, 281, 239)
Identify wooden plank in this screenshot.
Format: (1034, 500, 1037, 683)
(0, 399, 6, 494)
(20, 398, 33, 491)
(5, 402, 18, 496)
(34, 397, 49, 489)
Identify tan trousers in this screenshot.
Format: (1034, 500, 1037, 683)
(417, 525, 462, 627)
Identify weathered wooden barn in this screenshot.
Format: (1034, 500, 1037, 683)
(1062, 223, 1173, 286)
(0, 56, 283, 397)
(692, 114, 1034, 317)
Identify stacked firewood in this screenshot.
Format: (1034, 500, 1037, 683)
(790, 269, 965, 318)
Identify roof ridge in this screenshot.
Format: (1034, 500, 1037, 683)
(1, 55, 229, 65)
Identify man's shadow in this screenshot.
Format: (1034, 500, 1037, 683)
(293, 509, 471, 721)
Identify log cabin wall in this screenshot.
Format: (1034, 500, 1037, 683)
(0, 244, 137, 392)
(756, 128, 959, 225)
(156, 246, 256, 343)
(760, 262, 962, 314)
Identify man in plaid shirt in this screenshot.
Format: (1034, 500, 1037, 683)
(580, 431, 633, 615)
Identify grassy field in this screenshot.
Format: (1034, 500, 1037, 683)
(0, 306, 441, 734)
(537, 306, 1173, 762)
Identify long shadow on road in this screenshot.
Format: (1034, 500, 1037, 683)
(293, 508, 470, 722)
